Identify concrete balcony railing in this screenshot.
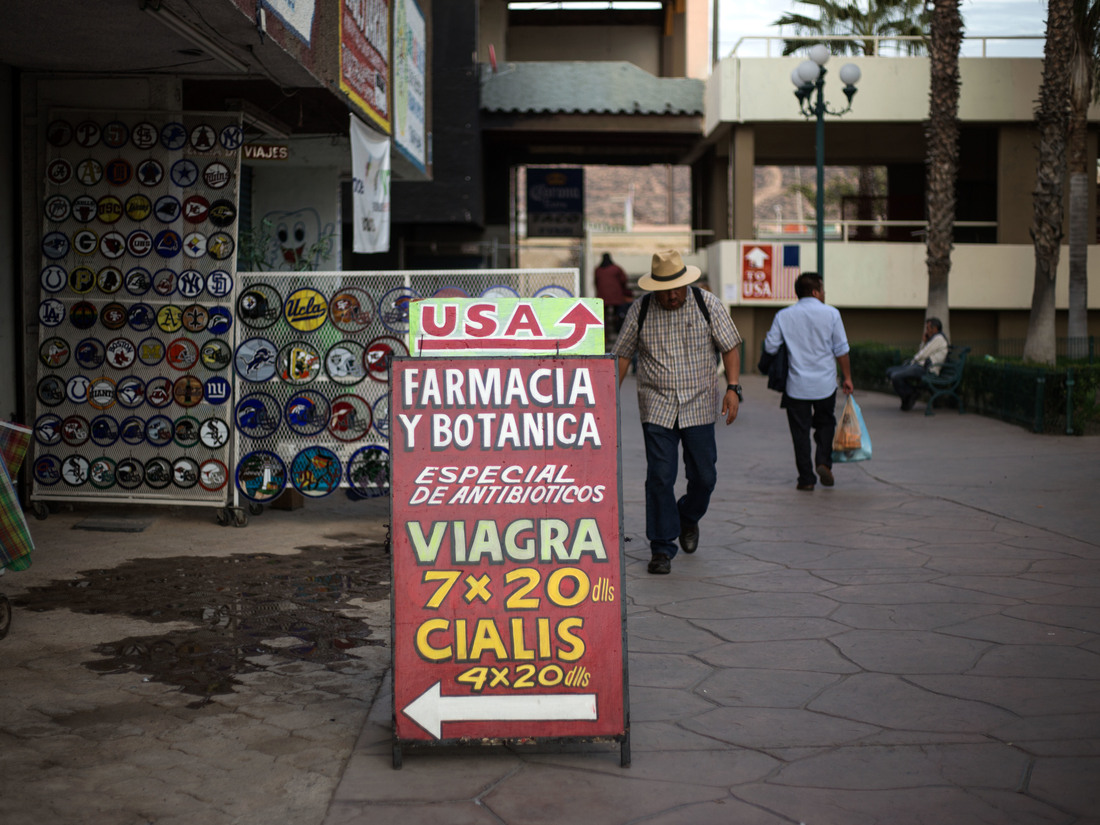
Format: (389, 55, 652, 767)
(753, 220, 999, 244)
(726, 35, 1045, 59)
(707, 239, 1100, 311)
(704, 48, 1100, 131)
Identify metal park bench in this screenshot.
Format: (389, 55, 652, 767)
(920, 345, 970, 416)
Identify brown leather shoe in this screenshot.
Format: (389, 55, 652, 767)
(816, 465, 834, 487)
(796, 483, 815, 491)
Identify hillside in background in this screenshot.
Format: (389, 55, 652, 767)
(578, 164, 866, 231)
(582, 165, 691, 228)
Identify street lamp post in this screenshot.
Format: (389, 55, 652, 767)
(791, 44, 861, 278)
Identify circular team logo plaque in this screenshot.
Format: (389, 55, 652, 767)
(237, 284, 282, 329)
(90, 415, 120, 447)
(325, 341, 368, 385)
(116, 458, 145, 489)
(378, 287, 420, 334)
(120, 416, 145, 446)
(199, 459, 229, 492)
(235, 338, 278, 382)
(145, 457, 173, 490)
(278, 341, 322, 385)
(61, 454, 91, 487)
(173, 375, 204, 408)
(236, 451, 287, 502)
(284, 288, 328, 332)
(328, 394, 373, 442)
(146, 415, 174, 448)
(40, 337, 71, 369)
(199, 418, 231, 450)
(290, 446, 342, 498)
(35, 414, 63, 446)
(284, 390, 331, 437)
(347, 446, 390, 498)
(235, 393, 281, 439)
(330, 287, 374, 332)
(88, 457, 117, 490)
(365, 336, 407, 384)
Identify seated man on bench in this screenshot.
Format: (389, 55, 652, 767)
(886, 317, 949, 411)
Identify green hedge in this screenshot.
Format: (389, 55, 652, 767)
(963, 358, 1100, 435)
(848, 342, 1100, 434)
(1065, 365, 1100, 433)
(848, 342, 907, 392)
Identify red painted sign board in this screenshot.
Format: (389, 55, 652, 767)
(340, 0, 391, 131)
(390, 355, 627, 763)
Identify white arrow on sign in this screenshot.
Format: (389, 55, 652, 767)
(403, 681, 598, 740)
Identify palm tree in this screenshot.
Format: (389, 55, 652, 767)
(1024, 0, 1076, 366)
(775, 0, 930, 56)
(924, 0, 964, 341)
(1066, 0, 1100, 357)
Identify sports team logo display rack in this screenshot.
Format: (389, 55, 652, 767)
(31, 111, 242, 515)
(229, 270, 578, 513)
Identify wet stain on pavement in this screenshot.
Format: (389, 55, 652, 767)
(14, 544, 390, 704)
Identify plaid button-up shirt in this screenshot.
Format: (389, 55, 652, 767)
(613, 288, 741, 429)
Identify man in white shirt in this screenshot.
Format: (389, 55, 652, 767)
(763, 272, 854, 491)
(886, 317, 949, 411)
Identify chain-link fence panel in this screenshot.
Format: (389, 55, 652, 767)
(230, 269, 579, 507)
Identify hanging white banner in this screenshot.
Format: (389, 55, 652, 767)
(350, 114, 391, 254)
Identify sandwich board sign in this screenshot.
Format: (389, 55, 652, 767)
(389, 355, 628, 766)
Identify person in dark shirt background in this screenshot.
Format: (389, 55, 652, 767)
(595, 252, 633, 333)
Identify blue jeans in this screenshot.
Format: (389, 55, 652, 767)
(642, 422, 717, 559)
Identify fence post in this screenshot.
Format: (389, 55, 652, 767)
(1065, 368, 1075, 435)
(1033, 374, 1046, 433)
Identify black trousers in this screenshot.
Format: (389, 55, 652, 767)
(784, 392, 837, 487)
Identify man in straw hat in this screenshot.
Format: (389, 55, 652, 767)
(612, 250, 743, 575)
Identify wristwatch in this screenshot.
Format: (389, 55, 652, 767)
(727, 383, 743, 402)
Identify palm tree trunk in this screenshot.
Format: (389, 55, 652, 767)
(925, 0, 963, 341)
(1024, 0, 1076, 366)
(1066, 46, 1091, 358)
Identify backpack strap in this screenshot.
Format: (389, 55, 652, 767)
(691, 286, 711, 325)
(636, 293, 652, 334)
(636, 287, 709, 335)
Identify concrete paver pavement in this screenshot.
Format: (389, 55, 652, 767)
(2, 371, 1098, 824)
(0, 496, 393, 825)
(329, 373, 1100, 825)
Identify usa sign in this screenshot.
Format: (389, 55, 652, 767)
(390, 355, 628, 765)
(741, 242, 800, 302)
(407, 298, 604, 357)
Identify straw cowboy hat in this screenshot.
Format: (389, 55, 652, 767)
(637, 249, 701, 292)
